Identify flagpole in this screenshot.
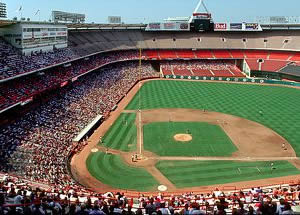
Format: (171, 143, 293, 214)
(19, 6, 22, 20)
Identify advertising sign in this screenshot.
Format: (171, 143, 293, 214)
(164, 23, 175, 29)
(148, 23, 161, 30)
(230, 23, 243, 30)
(245, 23, 259, 30)
(214, 23, 227, 30)
(146, 22, 189, 31)
(180, 23, 189, 30)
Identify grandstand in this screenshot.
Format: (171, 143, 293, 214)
(1, 0, 300, 214)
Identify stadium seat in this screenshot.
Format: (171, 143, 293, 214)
(158, 50, 178, 59)
(194, 50, 214, 59)
(229, 50, 245, 59)
(268, 51, 292, 60)
(212, 50, 232, 59)
(176, 50, 195, 59)
(244, 50, 268, 59)
(246, 59, 260, 70)
(144, 50, 160, 59)
(261, 60, 288, 72)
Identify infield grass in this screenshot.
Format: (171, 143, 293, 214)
(86, 152, 159, 191)
(156, 160, 300, 188)
(143, 122, 237, 156)
(126, 80, 300, 157)
(100, 113, 136, 152)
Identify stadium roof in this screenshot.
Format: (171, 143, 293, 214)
(67, 23, 147, 30)
(261, 23, 300, 30)
(2, 19, 300, 30)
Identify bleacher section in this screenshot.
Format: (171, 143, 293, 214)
(144, 49, 297, 62)
(261, 60, 288, 72)
(246, 59, 288, 72)
(192, 69, 213, 77)
(161, 61, 245, 78)
(0, 37, 79, 80)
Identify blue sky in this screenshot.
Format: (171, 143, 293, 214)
(5, 0, 300, 23)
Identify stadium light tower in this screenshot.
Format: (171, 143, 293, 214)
(189, 0, 210, 23)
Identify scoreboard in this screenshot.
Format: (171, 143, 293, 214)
(192, 19, 214, 32)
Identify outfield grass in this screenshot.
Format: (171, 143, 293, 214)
(156, 160, 300, 188)
(126, 80, 300, 157)
(86, 152, 159, 191)
(100, 113, 136, 152)
(143, 122, 237, 156)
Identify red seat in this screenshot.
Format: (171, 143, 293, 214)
(158, 50, 177, 59)
(173, 68, 192, 76)
(229, 50, 245, 59)
(213, 50, 232, 59)
(213, 70, 234, 77)
(192, 69, 213, 77)
(144, 50, 159, 59)
(261, 60, 288, 72)
(244, 50, 268, 59)
(246, 59, 260, 70)
(290, 53, 300, 62)
(176, 50, 195, 59)
(162, 68, 173, 75)
(194, 50, 214, 59)
(268, 52, 291, 60)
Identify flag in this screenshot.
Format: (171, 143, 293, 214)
(16, 6, 22, 13)
(35, 9, 40, 16)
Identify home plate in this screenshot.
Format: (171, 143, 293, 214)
(158, 185, 168, 191)
(91, 148, 99, 153)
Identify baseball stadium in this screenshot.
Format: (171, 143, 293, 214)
(1, 0, 300, 214)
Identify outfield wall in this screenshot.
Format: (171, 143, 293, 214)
(163, 75, 300, 87)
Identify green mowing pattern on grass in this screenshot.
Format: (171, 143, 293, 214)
(126, 80, 300, 157)
(86, 152, 159, 191)
(143, 122, 237, 157)
(156, 160, 300, 188)
(100, 113, 136, 152)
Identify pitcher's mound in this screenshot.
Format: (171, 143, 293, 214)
(174, 134, 192, 142)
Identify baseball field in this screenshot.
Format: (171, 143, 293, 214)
(80, 80, 300, 192)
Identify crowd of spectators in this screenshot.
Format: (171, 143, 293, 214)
(0, 61, 158, 189)
(2, 38, 299, 214)
(1, 173, 300, 214)
(0, 38, 80, 80)
(161, 61, 245, 78)
(161, 61, 240, 72)
(0, 50, 141, 112)
(0, 36, 143, 81)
